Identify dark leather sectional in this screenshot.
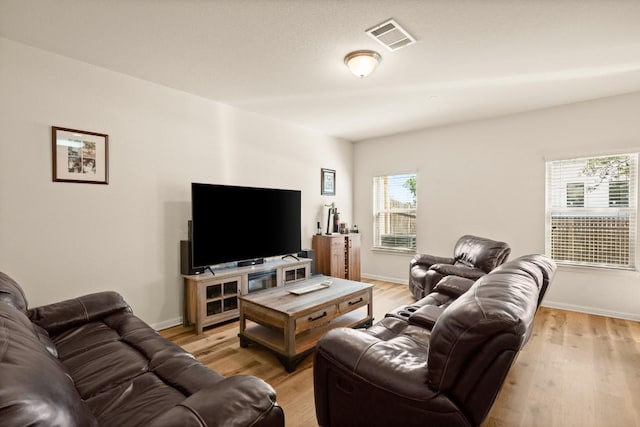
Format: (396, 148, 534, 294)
(0, 271, 284, 426)
(314, 254, 556, 427)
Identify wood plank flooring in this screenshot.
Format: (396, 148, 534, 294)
(160, 279, 640, 427)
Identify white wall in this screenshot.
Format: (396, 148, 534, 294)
(354, 92, 640, 321)
(0, 38, 353, 328)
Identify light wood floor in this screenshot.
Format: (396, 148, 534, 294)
(160, 279, 640, 427)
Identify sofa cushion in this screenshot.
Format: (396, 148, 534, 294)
(86, 372, 187, 425)
(495, 254, 556, 307)
(0, 303, 97, 426)
(453, 235, 511, 273)
(48, 308, 229, 425)
(63, 339, 151, 399)
(29, 291, 131, 335)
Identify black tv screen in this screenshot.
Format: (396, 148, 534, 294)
(191, 183, 302, 268)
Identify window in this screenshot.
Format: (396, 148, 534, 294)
(545, 153, 637, 269)
(566, 183, 584, 207)
(373, 173, 417, 251)
(609, 181, 629, 207)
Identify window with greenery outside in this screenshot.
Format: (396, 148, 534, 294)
(546, 154, 637, 269)
(373, 173, 417, 251)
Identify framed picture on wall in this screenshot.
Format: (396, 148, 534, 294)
(52, 126, 109, 184)
(321, 168, 336, 196)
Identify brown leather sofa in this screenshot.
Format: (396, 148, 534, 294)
(392, 253, 555, 326)
(0, 271, 284, 427)
(409, 234, 511, 299)
(314, 255, 556, 427)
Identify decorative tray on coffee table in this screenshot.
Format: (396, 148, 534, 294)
(288, 280, 332, 295)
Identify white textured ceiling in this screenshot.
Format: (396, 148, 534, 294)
(2, 0, 640, 141)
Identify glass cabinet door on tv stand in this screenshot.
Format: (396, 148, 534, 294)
(196, 275, 241, 333)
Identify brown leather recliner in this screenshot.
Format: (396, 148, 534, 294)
(314, 255, 556, 427)
(409, 235, 511, 299)
(0, 271, 284, 427)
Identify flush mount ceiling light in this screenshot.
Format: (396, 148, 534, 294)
(344, 50, 382, 78)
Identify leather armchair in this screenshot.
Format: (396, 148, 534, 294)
(409, 235, 511, 299)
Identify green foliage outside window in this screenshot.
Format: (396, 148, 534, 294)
(581, 155, 630, 192)
(403, 176, 416, 204)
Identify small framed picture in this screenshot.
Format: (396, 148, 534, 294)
(52, 126, 109, 184)
(321, 168, 336, 196)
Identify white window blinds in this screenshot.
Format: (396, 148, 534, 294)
(373, 173, 417, 251)
(545, 153, 638, 269)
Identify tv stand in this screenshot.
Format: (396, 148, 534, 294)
(238, 258, 265, 267)
(182, 257, 311, 334)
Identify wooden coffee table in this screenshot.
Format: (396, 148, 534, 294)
(238, 275, 373, 372)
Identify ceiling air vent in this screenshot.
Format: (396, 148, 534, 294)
(366, 18, 416, 52)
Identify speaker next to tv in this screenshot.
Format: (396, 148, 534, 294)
(181, 240, 205, 275)
(297, 249, 315, 275)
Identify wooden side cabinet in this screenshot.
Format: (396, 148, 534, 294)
(312, 234, 361, 281)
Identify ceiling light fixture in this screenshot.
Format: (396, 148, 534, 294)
(344, 50, 381, 78)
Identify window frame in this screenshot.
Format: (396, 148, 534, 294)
(372, 173, 417, 253)
(545, 153, 638, 271)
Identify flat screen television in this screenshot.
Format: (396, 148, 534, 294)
(190, 183, 302, 268)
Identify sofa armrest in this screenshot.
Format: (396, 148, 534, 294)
(411, 254, 454, 268)
(28, 291, 131, 335)
(148, 375, 284, 427)
(430, 264, 486, 280)
(431, 276, 476, 298)
(315, 327, 436, 399)
(409, 305, 445, 329)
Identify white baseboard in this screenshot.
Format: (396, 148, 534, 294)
(151, 317, 183, 331)
(362, 275, 639, 322)
(541, 300, 640, 322)
(361, 273, 408, 286)
(148, 294, 637, 333)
